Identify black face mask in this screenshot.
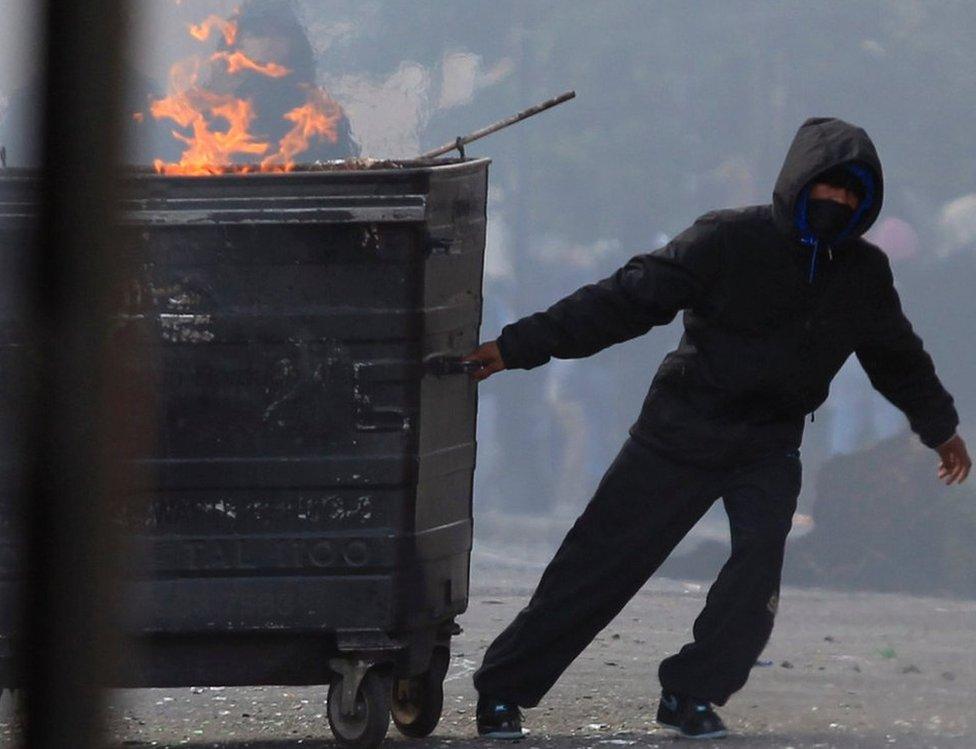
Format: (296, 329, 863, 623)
(807, 198, 855, 240)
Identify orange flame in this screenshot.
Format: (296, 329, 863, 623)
(150, 13, 348, 174)
(261, 87, 343, 171)
(188, 15, 238, 46)
(150, 61, 270, 175)
(211, 50, 291, 78)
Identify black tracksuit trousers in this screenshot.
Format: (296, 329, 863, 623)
(472, 435, 801, 707)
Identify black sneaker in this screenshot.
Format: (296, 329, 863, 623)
(656, 690, 728, 739)
(476, 694, 525, 740)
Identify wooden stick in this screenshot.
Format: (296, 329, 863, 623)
(419, 90, 576, 159)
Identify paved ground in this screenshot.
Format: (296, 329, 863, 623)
(0, 550, 973, 748)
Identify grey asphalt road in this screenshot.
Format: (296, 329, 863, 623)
(0, 550, 972, 748)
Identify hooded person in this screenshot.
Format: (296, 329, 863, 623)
(207, 0, 358, 163)
(465, 117, 970, 740)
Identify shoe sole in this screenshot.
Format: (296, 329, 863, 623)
(657, 721, 728, 740)
(478, 729, 525, 740)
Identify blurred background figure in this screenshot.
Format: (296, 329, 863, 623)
(207, 0, 358, 162)
(828, 216, 923, 457)
(475, 187, 521, 516)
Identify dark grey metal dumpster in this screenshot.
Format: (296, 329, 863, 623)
(0, 157, 489, 747)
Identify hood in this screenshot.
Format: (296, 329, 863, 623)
(772, 117, 884, 243)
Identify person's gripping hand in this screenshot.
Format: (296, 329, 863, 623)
(462, 340, 507, 382)
(935, 433, 972, 485)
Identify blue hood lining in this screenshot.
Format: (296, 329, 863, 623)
(794, 162, 877, 247)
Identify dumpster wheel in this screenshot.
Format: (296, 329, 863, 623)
(327, 665, 391, 749)
(391, 646, 450, 738)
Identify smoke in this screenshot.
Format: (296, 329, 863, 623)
(437, 52, 515, 110)
(125, 1, 515, 160)
(304, 18, 360, 59)
(534, 235, 623, 269)
(484, 185, 515, 281)
(322, 51, 514, 158)
(322, 63, 433, 159)
(938, 193, 976, 257)
(0, 0, 40, 97)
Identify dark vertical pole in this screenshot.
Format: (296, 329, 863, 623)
(24, 1, 129, 746)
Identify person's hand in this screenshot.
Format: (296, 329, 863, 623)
(462, 340, 507, 382)
(935, 433, 971, 485)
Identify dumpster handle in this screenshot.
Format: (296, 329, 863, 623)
(425, 355, 484, 376)
(426, 235, 455, 255)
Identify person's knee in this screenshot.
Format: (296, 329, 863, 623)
(730, 524, 790, 562)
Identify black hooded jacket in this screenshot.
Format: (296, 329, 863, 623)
(496, 117, 958, 467)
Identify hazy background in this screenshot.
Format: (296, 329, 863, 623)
(2, 0, 974, 596)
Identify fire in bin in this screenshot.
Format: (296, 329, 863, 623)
(150, 7, 350, 175)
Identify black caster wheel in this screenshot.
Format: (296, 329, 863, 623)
(391, 647, 450, 738)
(328, 667, 391, 749)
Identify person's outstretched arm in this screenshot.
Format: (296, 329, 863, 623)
(464, 215, 723, 381)
(855, 254, 970, 484)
